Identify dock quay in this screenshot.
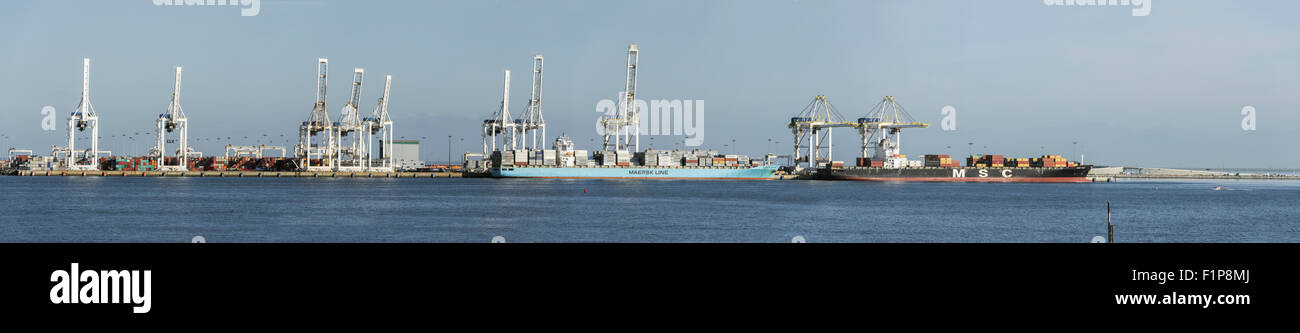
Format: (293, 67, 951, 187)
(1098, 174, 1300, 180)
(10, 170, 463, 178)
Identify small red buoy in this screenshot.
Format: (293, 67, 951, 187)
(584, 188, 588, 193)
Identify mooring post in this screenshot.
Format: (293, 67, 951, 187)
(1107, 201, 1113, 243)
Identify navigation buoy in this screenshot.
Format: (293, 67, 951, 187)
(584, 188, 587, 193)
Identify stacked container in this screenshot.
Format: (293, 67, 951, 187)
(615, 150, 631, 166)
(923, 155, 960, 167)
(575, 150, 589, 166)
(656, 152, 673, 166)
(1036, 155, 1069, 168)
(513, 149, 528, 166)
(597, 151, 615, 166)
(542, 149, 557, 166)
(498, 150, 514, 166)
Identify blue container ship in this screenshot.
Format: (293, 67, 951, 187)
(485, 135, 780, 180)
(492, 164, 779, 180)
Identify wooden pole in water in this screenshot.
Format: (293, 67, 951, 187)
(1107, 201, 1113, 243)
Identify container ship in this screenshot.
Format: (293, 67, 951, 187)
(479, 44, 778, 180)
(806, 121, 1092, 182)
(794, 95, 1092, 182)
(815, 154, 1092, 182)
(488, 136, 780, 180)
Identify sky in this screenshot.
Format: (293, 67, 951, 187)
(0, 0, 1295, 168)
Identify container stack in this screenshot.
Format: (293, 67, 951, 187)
(597, 151, 615, 166)
(1034, 155, 1070, 168)
(209, 156, 228, 171)
(923, 155, 959, 167)
(574, 150, 589, 166)
(513, 149, 528, 166)
(113, 157, 131, 171)
(988, 155, 1004, 167)
(966, 155, 1005, 167)
(497, 150, 514, 166)
(656, 151, 674, 166)
(615, 150, 631, 166)
(543, 149, 557, 166)
(1004, 157, 1030, 167)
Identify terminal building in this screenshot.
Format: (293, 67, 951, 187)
(381, 139, 424, 170)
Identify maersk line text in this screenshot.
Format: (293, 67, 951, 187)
(49, 263, 152, 314)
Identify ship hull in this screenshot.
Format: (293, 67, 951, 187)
(815, 166, 1092, 182)
(492, 165, 779, 180)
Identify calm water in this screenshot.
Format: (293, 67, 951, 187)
(2, 176, 1298, 242)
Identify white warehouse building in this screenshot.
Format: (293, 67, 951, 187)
(381, 139, 424, 170)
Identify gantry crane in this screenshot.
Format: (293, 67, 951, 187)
(601, 43, 639, 152)
(857, 96, 929, 168)
(298, 58, 334, 171)
(154, 66, 191, 171)
(787, 95, 856, 168)
(62, 58, 103, 171)
(363, 74, 394, 172)
(226, 144, 286, 158)
(482, 70, 517, 154)
(335, 68, 366, 171)
(515, 54, 546, 150)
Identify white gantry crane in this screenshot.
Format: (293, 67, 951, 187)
(63, 58, 103, 171)
(601, 43, 639, 152)
(362, 74, 394, 172)
(154, 66, 190, 171)
(787, 95, 855, 169)
(515, 54, 546, 150)
(298, 58, 334, 171)
(335, 68, 366, 171)
(481, 70, 517, 154)
(857, 96, 929, 168)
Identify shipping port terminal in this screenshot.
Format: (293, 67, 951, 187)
(1, 45, 1291, 182)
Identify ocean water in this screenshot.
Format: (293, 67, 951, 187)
(1, 176, 1297, 243)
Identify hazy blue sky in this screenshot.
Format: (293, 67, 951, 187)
(1, 0, 1295, 167)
